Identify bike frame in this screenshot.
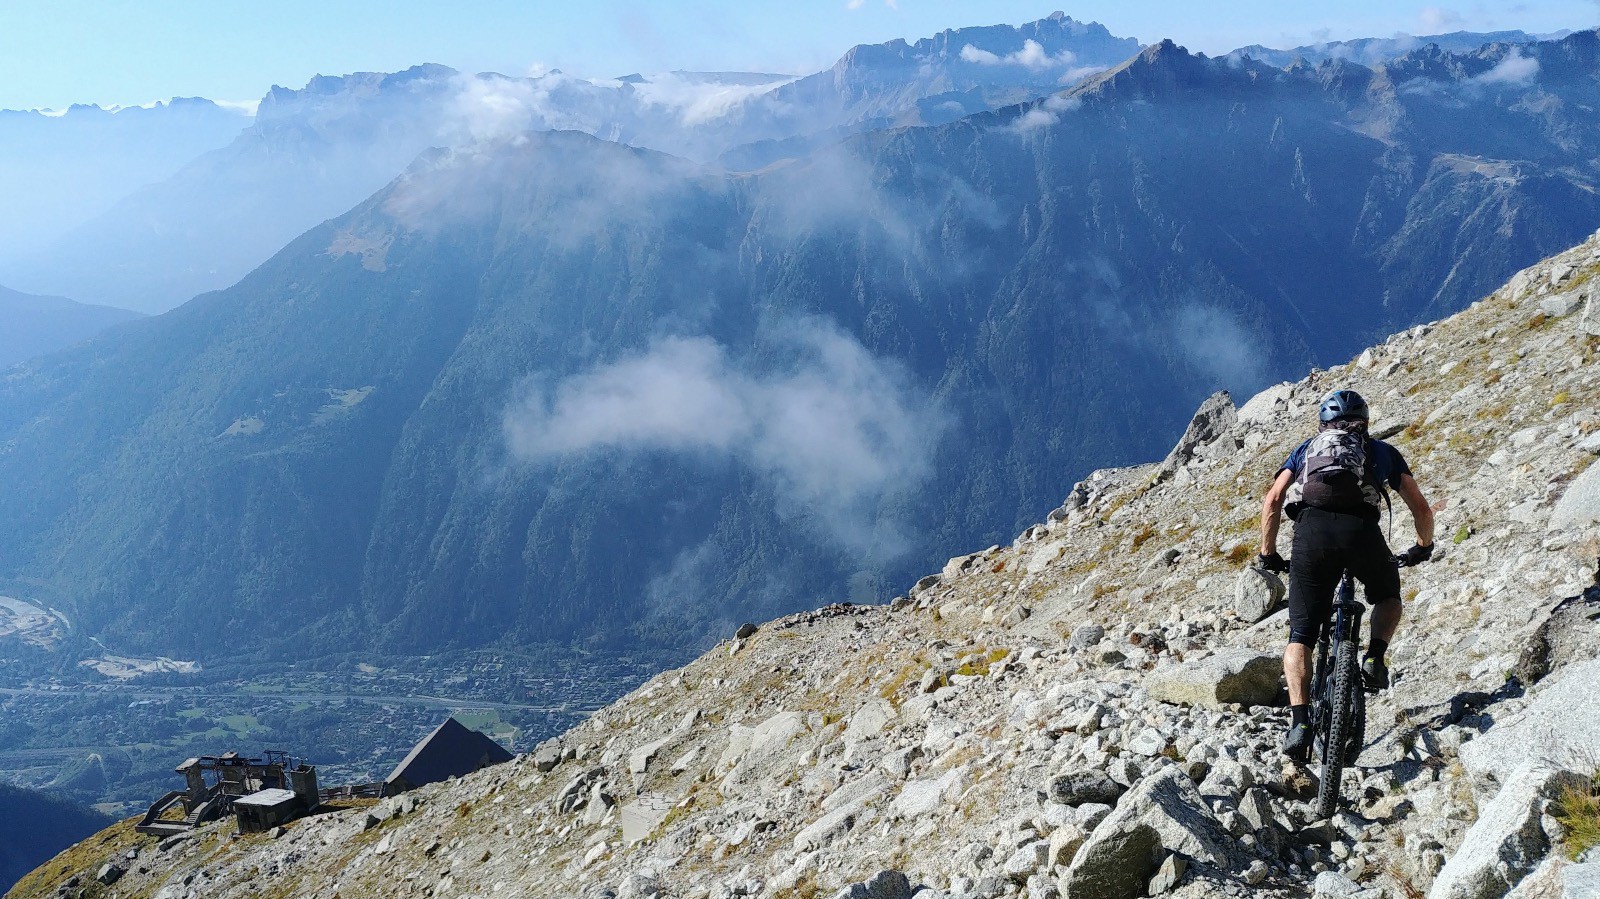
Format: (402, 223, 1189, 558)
(1310, 574, 1364, 769)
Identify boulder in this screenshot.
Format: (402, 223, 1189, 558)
(1235, 568, 1286, 623)
(1582, 293, 1600, 337)
(843, 698, 897, 746)
(1460, 659, 1600, 794)
(1550, 459, 1600, 531)
(1146, 648, 1282, 710)
(1539, 291, 1584, 316)
(1060, 767, 1239, 899)
(832, 870, 913, 899)
(1158, 391, 1238, 477)
(1003, 840, 1050, 882)
(533, 740, 563, 772)
(735, 621, 758, 639)
(1050, 771, 1125, 806)
(1148, 854, 1186, 895)
(1313, 871, 1361, 897)
(96, 864, 125, 886)
(1069, 625, 1106, 651)
(891, 766, 967, 819)
(1564, 863, 1600, 899)
(1427, 762, 1587, 899)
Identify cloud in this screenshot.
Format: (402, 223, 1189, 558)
(961, 39, 1079, 71)
(846, 0, 865, 7)
(628, 72, 794, 127)
(1171, 303, 1267, 393)
(1473, 48, 1540, 86)
(1006, 94, 1081, 132)
(1418, 6, 1464, 32)
(503, 319, 947, 552)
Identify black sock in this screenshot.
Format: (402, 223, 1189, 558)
(1290, 704, 1309, 727)
(1367, 638, 1388, 662)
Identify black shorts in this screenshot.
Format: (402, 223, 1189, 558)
(1287, 507, 1400, 646)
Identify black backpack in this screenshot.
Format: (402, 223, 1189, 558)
(1288, 427, 1384, 515)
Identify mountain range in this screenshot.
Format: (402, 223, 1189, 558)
(0, 14, 1139, 313)
(0, 286, 144, 368)
(1, 31, 1596, 673)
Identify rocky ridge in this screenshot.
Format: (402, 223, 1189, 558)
(11, 236, 1600, 899)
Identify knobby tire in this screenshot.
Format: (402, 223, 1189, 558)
(1317, 638, 1361, 819)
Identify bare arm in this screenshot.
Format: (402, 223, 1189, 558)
(1260, 469, 1294, 556)
(1396, 473, 1434, 547)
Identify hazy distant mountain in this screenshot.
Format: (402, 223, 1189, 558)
(0, 783, 112, 893)
(0, 285, 143, 368)
(0, 98, 249, 264)
(0, 15, 1139, 313)
(1230, 29, 1548, 68)
(1, 33, 1595, 666)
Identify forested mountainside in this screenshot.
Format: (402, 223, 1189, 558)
(0, 784, 112, 894)
(0, 286, 144, 368)
(0, 34, 1597, 666)
(13, 211, 1600, 899)
(0, 15, 1138, 313)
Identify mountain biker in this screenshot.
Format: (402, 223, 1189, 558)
(1256, 389, 1435, 759)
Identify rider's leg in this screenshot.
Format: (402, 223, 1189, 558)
(1369, 596, 1401, 647)
(1284, 642, 1312, 705)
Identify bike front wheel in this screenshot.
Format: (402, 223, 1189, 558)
(1316, 638, 1361, 819)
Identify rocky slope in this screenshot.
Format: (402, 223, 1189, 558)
(14, 222, 1600, 899)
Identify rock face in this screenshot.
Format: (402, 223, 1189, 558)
(1146, 648, 1283, 710)
(1549, 458, 1600, 530)
(15, 227, 1600, 899)
(1427, 764, 1587, 899)
(1061, 767, 1238, 899)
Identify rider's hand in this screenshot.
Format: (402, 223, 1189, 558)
(1256, 551, 1289, 573)
(1396, 543, 1434, 567)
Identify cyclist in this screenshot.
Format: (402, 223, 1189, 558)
(1256, 389, 1435, 758)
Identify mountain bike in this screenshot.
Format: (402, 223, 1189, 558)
(1308, 557, 1419, 819)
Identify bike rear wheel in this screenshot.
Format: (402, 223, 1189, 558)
(1316, 638, 1361, 819)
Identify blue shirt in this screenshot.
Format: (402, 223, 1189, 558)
(1280, 436, 1412, 491)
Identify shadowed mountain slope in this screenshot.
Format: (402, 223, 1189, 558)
(0, 34, 1597, 668)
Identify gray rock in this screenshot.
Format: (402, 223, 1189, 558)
(1313, 871, 1361, 897)
(1146, 648, 1283, 710)
(1539, 291, 1584, 316)
(1147, 854, 1186, 894)
(1158, 391, 1238, 477)
(1235, 567, 1286, 624)
(1047, 823, 1087, 868)
(616, 873, 662, 899)
(1025, 872, 1060, 899)
(1106, 757, 1143, 787)
(1127, 728, 1167, 757)
(1582, 293, 1600, 337)
(1564, 863, 1600, 899)
(1460, 659, 1600, 793)
(1069, 624, 1106, 651)
(735, 622, 758, 639)
(1428, 763, 1587, 899)
(1003, 840, 1050, 882)
(96, 863, 125, 886)
(534, 740, 563, 772)
(843, 698, 896, 746)
(1550, 458, 1600, 531)
(833, 871, 913, 899)
(1244, 860, 1269, 885)
(1049, 771, 1125, 806)
(1238, 789, 1274, 832)
(1060, 768, 1239, 899)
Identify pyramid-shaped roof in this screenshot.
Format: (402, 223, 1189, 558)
(383, 717, 513, 795)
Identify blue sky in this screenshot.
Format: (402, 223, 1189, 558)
(1, 0, 1593, 110)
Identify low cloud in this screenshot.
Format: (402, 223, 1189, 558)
(1171, 303, 1267, 394)
(1006, 94, 1081, 132)
(1473, 48, 1540, 86)
(961, 40, 1079, 71)
(503, 320, 947, 552)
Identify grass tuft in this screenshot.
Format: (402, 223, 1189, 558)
(1555, 774, 1600, 860)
